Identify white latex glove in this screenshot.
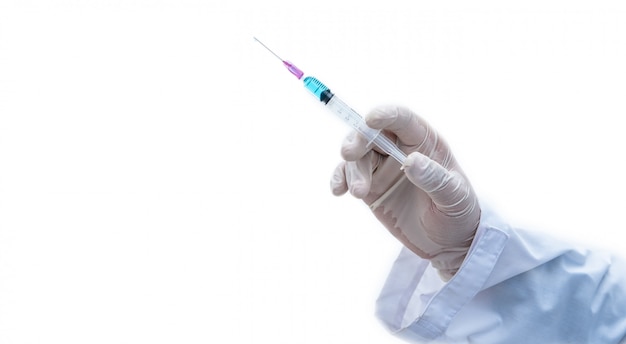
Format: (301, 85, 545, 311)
(330, 106, 480, 281)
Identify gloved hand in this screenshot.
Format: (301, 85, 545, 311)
(330, 106, 480, 281)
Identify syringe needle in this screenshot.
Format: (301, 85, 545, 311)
(253, 37, 305, 80)
(253, 37, 283, 61)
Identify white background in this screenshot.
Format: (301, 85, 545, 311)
(1, 1, 626, 343)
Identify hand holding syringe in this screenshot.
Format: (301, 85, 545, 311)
(253, 37, 407, 165)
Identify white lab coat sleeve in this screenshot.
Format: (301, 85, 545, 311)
(375, 205, 626, 343)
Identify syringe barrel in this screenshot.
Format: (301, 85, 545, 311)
(324, 96, 407, 164)
(301, 76, 407, 164)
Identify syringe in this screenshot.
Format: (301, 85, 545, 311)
(253, 37, 407, 165)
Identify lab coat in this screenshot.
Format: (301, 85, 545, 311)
(376, 207, 626, 343)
